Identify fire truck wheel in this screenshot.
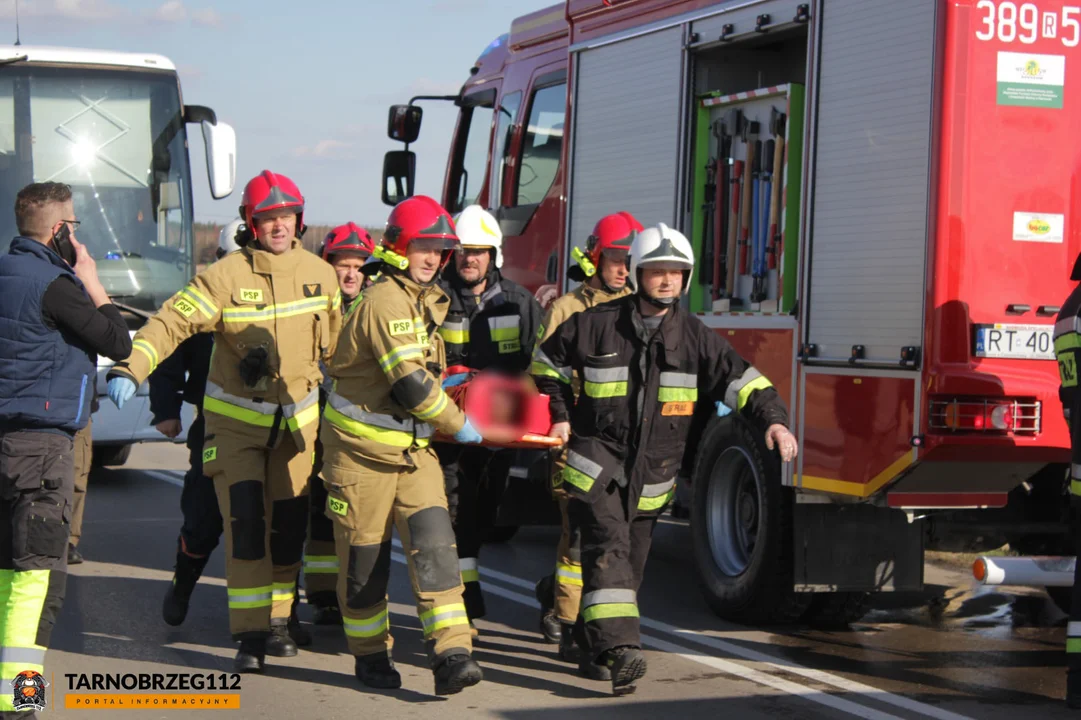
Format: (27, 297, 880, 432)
(691, 415, 811, 625)
(801, 592, 871, 629)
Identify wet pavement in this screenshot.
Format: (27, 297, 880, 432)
(41, 442, 1080, 718)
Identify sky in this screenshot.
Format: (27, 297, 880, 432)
(0, 0, 554, 226)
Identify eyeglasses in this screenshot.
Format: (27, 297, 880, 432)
(60, 220, 81, 230)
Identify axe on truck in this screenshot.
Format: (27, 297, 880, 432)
(756, 138, 775, 303)
(700, 155, 717, 290)
(725, 155, 744, 299)
(712, 110, 741, 300)
(738, 120, 759, 278)
(767, 107, 787, 271)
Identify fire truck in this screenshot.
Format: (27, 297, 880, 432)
(382, 0, 1080, 625)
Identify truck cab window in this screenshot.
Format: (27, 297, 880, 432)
(491, 91, 521, 206)
(450, 92, 495, 213)
(515, 83, 565, 207)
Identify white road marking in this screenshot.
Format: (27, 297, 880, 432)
(144, 470, 185, 488)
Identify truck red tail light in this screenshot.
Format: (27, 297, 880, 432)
(928, 397, 1040, 436)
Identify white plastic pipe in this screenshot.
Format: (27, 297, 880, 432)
(973, 555, 1075, 587)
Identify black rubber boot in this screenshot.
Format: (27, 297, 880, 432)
(355, 652, 402, 689)
(535, 575, 560, 644)
(433, 654, 483, 696)
(605, 646, 647, 696)
(162, 550, 209, 627)
(288, 592, 312, 647)
(558, 623, 581, 663)
(67, 544, 84, 565)
(234, 638, 266, 673)
(265, 619, 298, 657)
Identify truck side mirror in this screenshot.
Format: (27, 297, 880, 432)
(388, 105, 423, 143)
(201, 120, 237, 200)
(382, 150, 416, 206)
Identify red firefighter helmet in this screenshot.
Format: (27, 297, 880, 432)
(375, 195, 459, 271)
(239, 170, 305, 237)
(321, 223, 375, 262)
(569, 211, 643, 281)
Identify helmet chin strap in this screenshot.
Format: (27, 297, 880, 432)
(638, 289, 678, 309)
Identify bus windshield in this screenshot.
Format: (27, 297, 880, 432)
(0, 64, 194, 319)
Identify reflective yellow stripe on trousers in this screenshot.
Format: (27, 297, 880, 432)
(0, 569, 48, 712)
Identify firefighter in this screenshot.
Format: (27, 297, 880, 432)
(105, 170, 341, 673)
(320, 195, 495, 696)
(1054, 255, 1081, 710)
(301, 223, 376, 626)
(533, 211, 639, 677)
(532, 222, 796, 695)
(435, 204, 542, 630)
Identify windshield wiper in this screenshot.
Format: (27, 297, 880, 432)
(0, 55, 29, 67)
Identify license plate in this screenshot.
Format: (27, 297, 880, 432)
(974, 323, 1054, 360)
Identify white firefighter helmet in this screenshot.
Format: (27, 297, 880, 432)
(453, 204, 503, 268)
(629, 222, 695, 293)
(218, 218, 244, 257)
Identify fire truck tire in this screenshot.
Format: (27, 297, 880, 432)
(691, 415, 811, 625)
(801, 592, 872, 629)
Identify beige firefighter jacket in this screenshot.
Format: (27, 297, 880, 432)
(110, 239, 341, 450)
(322, 270, 466, 466)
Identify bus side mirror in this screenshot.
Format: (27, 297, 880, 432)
(382, 150, 416, 206)
(388, 105, 423, 143)
(201, 120, 237, 200)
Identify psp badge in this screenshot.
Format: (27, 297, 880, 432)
(12, 670, 48, 712)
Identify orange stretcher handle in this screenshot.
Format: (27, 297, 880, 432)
(433, 432, 563, 450)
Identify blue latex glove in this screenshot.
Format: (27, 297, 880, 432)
(715, 401, 733, 417)
(442, 373, 469, 389)
(454, 417, 483, 444)
(107, 376, 137, 409)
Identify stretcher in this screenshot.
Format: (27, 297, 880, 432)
(434, 367, 562, 450)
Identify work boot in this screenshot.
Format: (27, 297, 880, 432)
(162, 550, 208, 627)
(355, 652, 402, 690)
(433, 653, 483, 696)
(605, 646, 647, 696)
(265, 618, 298, 657)
(578, 654, 612, 681)
(234, 638, 266, 673)
(558, 623, 581, 663)
(535, 575, 560, 643)
(67, 544, 83, 565)
(312, 604, 343, 626)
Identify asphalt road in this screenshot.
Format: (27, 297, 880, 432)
(37, 442, 1080, 719)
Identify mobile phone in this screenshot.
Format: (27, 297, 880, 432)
(52, 223, 76, 266)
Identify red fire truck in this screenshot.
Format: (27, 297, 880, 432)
(382, 0, 1080, 625)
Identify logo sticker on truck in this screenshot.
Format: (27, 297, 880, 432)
(1013, 211, 1064, 242)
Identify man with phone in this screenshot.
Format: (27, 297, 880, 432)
(0, 181, 132, 714)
